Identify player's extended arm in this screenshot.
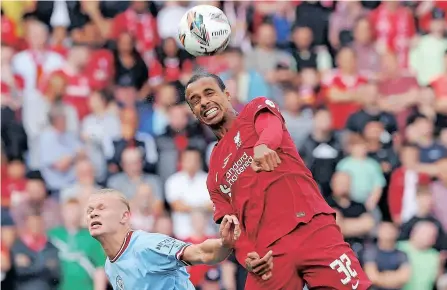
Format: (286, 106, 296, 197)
(182, 215, 240, 265)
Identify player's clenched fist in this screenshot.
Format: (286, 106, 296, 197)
(219, 215, 241, 248)
(251, 144, 281, 172)
(245, 251, 274, 281)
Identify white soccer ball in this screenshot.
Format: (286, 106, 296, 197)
(178, 5, 231, 57)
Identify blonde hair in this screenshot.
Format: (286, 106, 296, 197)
(95, 188, 130, 211)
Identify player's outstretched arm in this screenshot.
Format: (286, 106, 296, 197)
(182, 215, 240, 265)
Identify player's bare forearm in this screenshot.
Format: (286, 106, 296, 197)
(183, 238, 232, 265)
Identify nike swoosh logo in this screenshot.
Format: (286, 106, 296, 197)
(351, 279, 359, 290)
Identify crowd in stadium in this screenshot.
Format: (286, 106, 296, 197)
(1, 0, 447, 290)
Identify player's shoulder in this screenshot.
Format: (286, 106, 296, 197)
(240, 97, 279, 118)
(132, 231, 180, 251)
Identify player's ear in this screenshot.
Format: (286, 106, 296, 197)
(224, 89, 231, 101)
(121, 211, 131, 225)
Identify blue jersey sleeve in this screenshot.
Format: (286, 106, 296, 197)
(136, 232, 191, 273)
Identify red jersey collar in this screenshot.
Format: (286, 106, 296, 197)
(110, 230, 134, 263)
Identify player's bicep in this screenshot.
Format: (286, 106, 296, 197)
(209, 189, 234, 224)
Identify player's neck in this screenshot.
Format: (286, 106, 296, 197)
(213, 110, 238, 140)
(100, 229, 132, 260)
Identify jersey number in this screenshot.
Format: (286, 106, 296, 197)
(329, 254, 358, 285)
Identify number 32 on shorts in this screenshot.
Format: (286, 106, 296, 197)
(329, 253, 359, 288)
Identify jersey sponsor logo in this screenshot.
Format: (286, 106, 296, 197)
(219, 152, 253, 196)
(116, 275, 125, 290)
(222, 153, 232, 168)
(234, 131, 242, 148)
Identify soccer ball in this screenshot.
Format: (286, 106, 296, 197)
(178, 5, 231, 56)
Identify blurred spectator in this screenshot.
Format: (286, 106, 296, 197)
(281, 89, 313, 150)
(327, 172, 374, 256)
(337, 135, 386, 210)
(220, 47, 270, 104)
(184, 211, 216, 288)
(11, 171, 61, 231)
(200, 268, 221, 290)
(431, 159, 447, 232)
(157, 2, 188, 40)
(48, 198, 107, 290)
(397, 221, 441, 290)
(39, 105, 84, 193)
(290, 25, 332, 73)
(351, 18, 380, 79)
(82, 90, 121, 182)
(24, 73, 79, 170)
(300, 107, 343, 197)
(104, 108, 158, 173)
(388, 144, 431, 224)
(223, 1, 252, 52)
(2, 158, 26, 209)
(432, 51, 447, 117)
(328, 1, 368, 50)
(346, 83, 398, 148)
(364, 121, 399, 176)
(322, 46, 367, 130)
(52, 44, 92, 120)
(152, 214, 174, 237)
(409, 8, 447, 86)
(294, 1, 332, 48)
(10, 209, 60, 290)
(363, 222, 411, 290)
(156, 37, 193, 84)
(166, 147, 213, 239)
(129, 183, 162, 232)
(298, 68, 320, 106)
(30, 1, 89, 31)
(152, 83, 179, 136)
(107, 147, 163, 201)
(408, 114, 447, 164)
(245, 23, 297, 95)
(377, 52, 419, 131)
(156, 104, 207, 182)
(398, 186, 447, 252)
(1, 42, 24, 111)
(409, 87, 437, 125)
(111, 0, 159, 62)
(1, 243, 12, 289)
(113, 32, 153, 98)
(369, 2, 416, 68)
(59, 159, 101, 204)
(12, 19, 65, 95)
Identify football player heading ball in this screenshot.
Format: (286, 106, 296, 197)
(185, 72, 372, 290)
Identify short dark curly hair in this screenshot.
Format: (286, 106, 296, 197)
(185, 71, 226, 92)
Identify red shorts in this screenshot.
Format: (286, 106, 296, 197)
(245, 214, 371, 290)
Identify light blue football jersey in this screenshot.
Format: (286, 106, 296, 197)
(104, 230, 196, 290)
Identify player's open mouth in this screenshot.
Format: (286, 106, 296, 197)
(203, 107, 219, 120)
(90, 221, 102, 229)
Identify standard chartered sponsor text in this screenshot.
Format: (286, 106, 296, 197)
(225, 152, 253, 186)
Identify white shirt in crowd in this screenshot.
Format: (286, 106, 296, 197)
(165, 170, 214, 239)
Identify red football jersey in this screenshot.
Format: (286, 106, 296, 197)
(207, 97, 334, 250)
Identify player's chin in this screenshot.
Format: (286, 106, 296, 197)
(89, 226, 104, 238)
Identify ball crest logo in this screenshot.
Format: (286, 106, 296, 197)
(190, 12, 210, 46)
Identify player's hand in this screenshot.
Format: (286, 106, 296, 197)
(219, 215, 241, 248)
(251, 144, 281, 172)
(245, 251, 273, 281)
